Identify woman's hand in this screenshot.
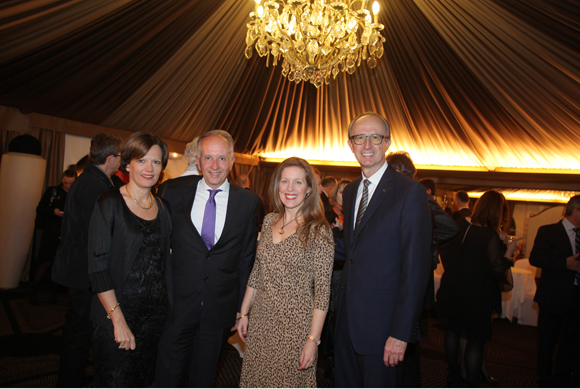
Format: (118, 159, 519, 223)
(334, 216, 343, 231)
(297, 339, 318, 370)
(505, 237, 523, 258)
(237, 316, 249, 343)
(498, 231, 508, 243)
(112, 314, 136, 350)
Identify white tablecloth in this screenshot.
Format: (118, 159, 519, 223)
(501, 267, 537, 321)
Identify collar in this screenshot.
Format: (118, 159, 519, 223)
(563, 217, 577, 232)
(199, 177, 230, 194)
(361, 161, 388, 186)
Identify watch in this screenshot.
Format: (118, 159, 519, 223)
(308, 335, 321, 346)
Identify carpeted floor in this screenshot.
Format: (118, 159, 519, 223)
(1, 283, 539, 387)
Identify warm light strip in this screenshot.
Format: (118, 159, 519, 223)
(467, 190, 580, 203)
(494, 167, 580, 174)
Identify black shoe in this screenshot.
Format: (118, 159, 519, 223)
(481, 373, 500, 386)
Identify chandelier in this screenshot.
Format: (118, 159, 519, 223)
(245, 0, 385, 88)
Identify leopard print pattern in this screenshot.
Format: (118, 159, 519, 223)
(239, 213, 334, 388)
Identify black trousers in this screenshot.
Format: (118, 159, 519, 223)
(56, 287, 92, 388)
(155, 317, 230, 388)
(334, 299, 398, 387)
(537, 290, 580, 387)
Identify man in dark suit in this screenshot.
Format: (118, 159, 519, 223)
(451, 190, 471, 221)
(52, 133, 122, 387)
(334, 113, 432, 387)
(155, 130, 259, 387)
(530, 195, 580, 387)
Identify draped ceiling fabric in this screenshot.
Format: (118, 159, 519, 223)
(1, 0, 579, 171)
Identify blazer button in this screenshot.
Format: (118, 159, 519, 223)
(206, 254, 210, 259)
(349, 259, 354, 263)
(204, 277, 209, 281)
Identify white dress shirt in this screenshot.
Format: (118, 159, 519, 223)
(191, 178, 230, 246)
(353, 161, 388, 229)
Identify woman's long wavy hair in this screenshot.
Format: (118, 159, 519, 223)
(470, 190, 509, 232)
(269, 157, 331, 248)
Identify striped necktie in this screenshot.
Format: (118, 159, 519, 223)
(355, 179, 370, 232)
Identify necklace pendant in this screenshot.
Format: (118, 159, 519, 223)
(279, 228, 284, 234)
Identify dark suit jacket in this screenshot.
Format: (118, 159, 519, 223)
(159, 175, 259, 328)
(451, 207, 471, 221)
(530, 221, 577, 308)
(337, 165, 432, 355)
(52, 163, 115, 289)
(87, 189, 172, 328)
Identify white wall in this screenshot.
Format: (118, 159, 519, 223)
(63, 134, 91, 171)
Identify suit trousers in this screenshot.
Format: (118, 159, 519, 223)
(56, 287, 92, 388)
(155, 316, 231, 388)
(335, 299, 398, 388)
(537, 289, 580, 387)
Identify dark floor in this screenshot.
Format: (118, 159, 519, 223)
(1, 283, 539, 387)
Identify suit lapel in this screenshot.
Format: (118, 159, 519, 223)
(184, 178, 206, 247)
(344, 177, 361, 245)
(215, 181, 238, 249)
(353, 165, 395, 239)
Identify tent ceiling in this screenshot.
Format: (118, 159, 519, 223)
(1, 0, 579, 172)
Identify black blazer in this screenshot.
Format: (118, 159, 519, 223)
(87, 189, 172, 328)
(52, 163, 115, 289)
(336, 165, 432, 355)
(160, 175, 259, 328)
(530, 221, 576, 307)
(451, 207, 471, 222)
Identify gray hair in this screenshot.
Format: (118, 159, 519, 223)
(347, 112, 390, 139)
(184, 137, 199, 165)
(565, 195, 580, 216)
(197, 130, 235, 160)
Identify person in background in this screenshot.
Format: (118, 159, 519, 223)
(320, 178, 352, 380)
(180, 137, 200, 176)
(321, 176, 337, 199)
(452, 191, 471, 221)
(530, 195, 580, 387)
(436, 190, 518, 387)
(314, 169, 335, 225)
(30, 167, 77, 305)
(236, 173, 266, 228)
(334, 113, 432, 387)
(52, 133, 122, 387)
(388, 151, 458, 387)
(87, 132, 171, 387)
(237, 157, 334, 387)
(155, 130, 259, 387)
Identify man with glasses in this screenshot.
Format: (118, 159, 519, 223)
(52, 133, 122, 387)
(334, 113, 432, 387)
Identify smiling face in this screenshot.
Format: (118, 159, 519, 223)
(348, 115, 391, 177)
(278, 166, 312, 211)
(197, 135, 234, 189)
(126, 145, 163, 189)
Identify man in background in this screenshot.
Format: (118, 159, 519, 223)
(451, 191, 471, 221)
(180, 137, 200, 176)
(52, 133, 122, 387)
(530, 195, 580, 387)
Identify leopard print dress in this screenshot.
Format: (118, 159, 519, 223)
(239, 213, 334, 388)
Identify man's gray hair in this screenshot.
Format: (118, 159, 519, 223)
(565, 195, 580, 216)
(347, 112, 390, 139)
(197, 130, 235, 160)
(184, 137, 199, 165)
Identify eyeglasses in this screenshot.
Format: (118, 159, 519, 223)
(349, 134, 388, 145)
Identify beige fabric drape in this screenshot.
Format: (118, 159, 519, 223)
(0, 0, 579, 171)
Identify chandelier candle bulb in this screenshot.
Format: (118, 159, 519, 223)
(245, 0, 385, 87)
(373, 1, 379, 23)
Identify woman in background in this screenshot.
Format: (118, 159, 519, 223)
(88, 131, 172, 387)
(237, 157, 334, 388)
(436, 190, 518, 387)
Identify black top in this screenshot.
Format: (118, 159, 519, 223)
(436, 218, 513, 337)
(52, 164, 115, 289)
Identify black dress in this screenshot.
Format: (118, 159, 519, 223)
(436, 218, 512, 339)
(92, 214, 167, 387)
